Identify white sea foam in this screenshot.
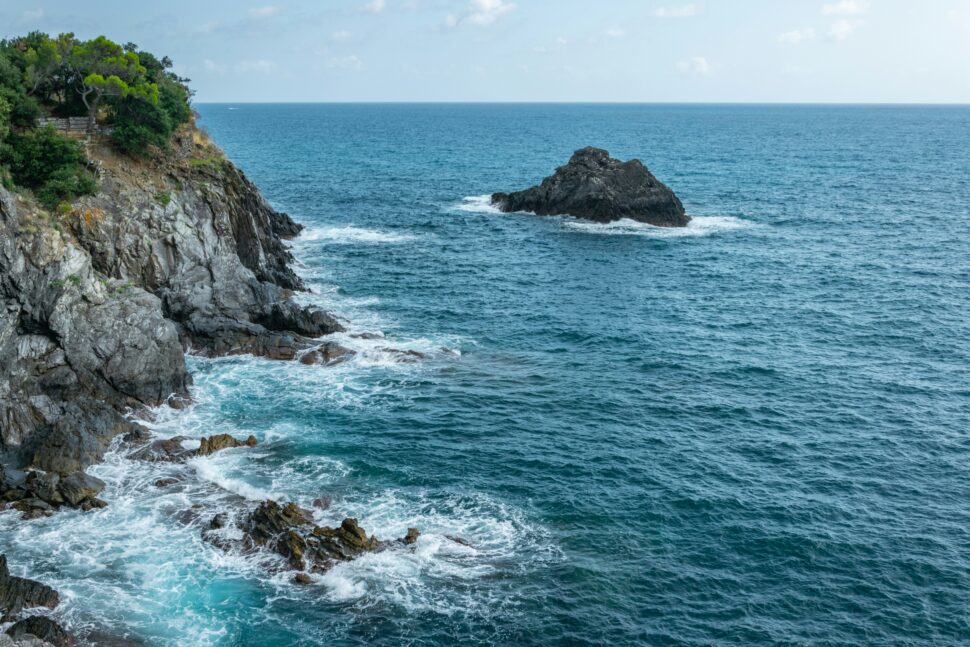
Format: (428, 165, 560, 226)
(453, 194, 503, 214)
(297, 225, 415, 244)
(561, 215, 759, 238)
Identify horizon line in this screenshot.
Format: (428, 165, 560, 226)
(193, 100, 970, 107)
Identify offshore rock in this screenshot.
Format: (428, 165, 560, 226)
(197, 434, 257, 456)
(235, 500, 417, 574)
(491, 146, 689, 227)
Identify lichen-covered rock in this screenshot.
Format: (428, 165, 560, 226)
(492, 146, 689, 227)
(197, 434, 257, 456)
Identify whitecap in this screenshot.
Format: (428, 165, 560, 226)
(452, 195, 503, 214)
(560, 214, 759, 238)
(297, 225, 415, 244)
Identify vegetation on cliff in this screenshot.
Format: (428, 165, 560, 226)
(0, 32, 192, 206)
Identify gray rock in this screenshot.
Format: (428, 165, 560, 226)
(492, 146, 689, 227)
(57, 472, 106, 506)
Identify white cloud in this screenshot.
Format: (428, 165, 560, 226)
(605, 28, 626, 39)
(248, 5, 280, 18)
(365, 0, 386, 13)
(822, 0, 869, 16)
(827, 18, 858, 40)
(235, 59, 278, 74)
(467, 0, 516, 26)
(446, 0, 516, 28)
(331, 30, 353, 42)
(327, 55, 365, 70)
(654, 3, 700, 18)
(18, 9, 44, 23)
(778, 27, 816, 44)
(676, 56, 711, 75)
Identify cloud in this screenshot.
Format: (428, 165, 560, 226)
(676, 56, 711, 75)
(248, 5, 280, 18)
(446, 0, 516, 28)
(827, 18, 859, 40)
(778, 27, 816, 44)
(327, 55, 365, 70)
(331, 30, 353, 42)
(605, 28, 626, 39)
(235, 59, 278, 74)
(822, 0, 869, 16)
(365, 0, 386, 13)
(653, 4, 701, 18)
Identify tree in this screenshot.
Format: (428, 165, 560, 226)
(68, 36, 158, 132)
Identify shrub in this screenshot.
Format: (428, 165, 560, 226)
(1, 126, 95, 207)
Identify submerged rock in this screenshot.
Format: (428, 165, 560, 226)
(491, 146, 688, 227)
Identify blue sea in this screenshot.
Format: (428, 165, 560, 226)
(3, 104, 970, 645)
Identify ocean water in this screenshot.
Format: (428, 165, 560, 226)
(3, 104, 970, 646)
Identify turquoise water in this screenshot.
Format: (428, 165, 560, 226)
(4, 104, 970, 645)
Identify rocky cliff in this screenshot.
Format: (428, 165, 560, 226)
(0, 125, 343, 493)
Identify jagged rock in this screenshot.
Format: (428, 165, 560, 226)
(403, 528, 421, 545)
(293, 573, 313, 585)
(238, 501, 413, 575)
(311, 496, 332, 510)
(492, 146, 689, 227)
(57, 472, 106, 506)
(0, 555, 60, 622)
(153, 478, 179, 488)
(5, 616, 73, 647)
(210, 513, 228, 529)
(298, 343, 355, 366)
(197, 434, 257, 456)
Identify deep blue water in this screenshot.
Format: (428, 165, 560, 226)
(5, 104, 970, 646)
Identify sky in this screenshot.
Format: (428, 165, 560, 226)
(2, 0, 969, 103)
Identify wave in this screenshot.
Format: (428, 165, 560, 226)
(453, 195, 503, 214)
(297, 225, 416, 244)
(561, 215, 759, 238)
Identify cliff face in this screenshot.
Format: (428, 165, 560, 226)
(0, 127, 341, 479)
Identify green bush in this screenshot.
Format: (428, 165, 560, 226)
(1, 126, 95, 207)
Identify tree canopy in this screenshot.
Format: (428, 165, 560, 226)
(0, 32, 194, 206)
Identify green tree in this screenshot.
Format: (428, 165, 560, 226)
(69, 36, 158, 132)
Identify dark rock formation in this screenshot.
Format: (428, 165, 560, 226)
(0, 555, 60, 622)
(1, 467, 106, 518)
(197, 434, 257, 456)
(5, 616, 73, 647)
(491, 146, 689, 227)
(215, 500, 419, 575)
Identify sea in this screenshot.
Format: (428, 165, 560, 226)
(2, 104, 969, 646)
